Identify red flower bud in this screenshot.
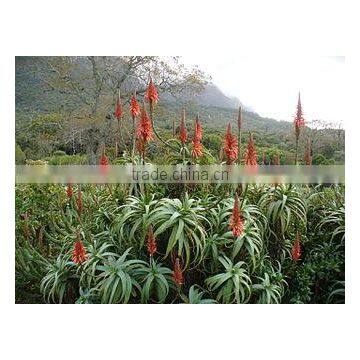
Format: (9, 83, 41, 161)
(145, 78, 159, 105)
(76, 186, 83, 214)
(224, 123, 238, 164)
(291, 232, 301, 261)
(73, 231, 87, 264)
(294, 93, 305, 140)
(229, 194, 244, 237)
(146, 226, 157, 256)
(244, 133, 258, 166)
(172, 257, 184, 286)
(130, 94, 141, 118)
(66, 184, 73, 198)
(179, 110, 187, 143)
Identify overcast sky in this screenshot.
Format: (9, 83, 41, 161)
(182, 56, 345, 127)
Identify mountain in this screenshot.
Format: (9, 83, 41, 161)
(193, 84, 241, 109)
(15, 57, 244, 112)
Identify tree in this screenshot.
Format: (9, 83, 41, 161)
(15, 143, 26, 164)
(39, 56, 209, 117)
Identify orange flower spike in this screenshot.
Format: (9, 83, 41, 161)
(244, 133, 258, 166)
(99, 146, 110, 175)
(179, 110, 187, 143)
(66, 184, 73, 198)
(191, 138, 203, 158)
(99, 155, 109, 166)
(145, 77, 159, 113)
(99, 146, 109, 166)
(130, 93, 141, 118)
(291, 232, 302, 261)
(137, 106, 153, 143)
(194, 115, 203, 141)
(76, 186, 83, 214)
(224, 123, 238, 163)
(294, 93, 305, 140)
(172, 258, 184, 286)
(73, 230, 87, 264)
(229, 193, 244, 237)
(191, 116, 203, 158)
(115, 90, 123, 121)
(146, 226, 157, 256)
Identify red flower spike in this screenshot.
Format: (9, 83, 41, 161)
(194, 116, 203, 141)
(244, 133, 258, 166)
(136, 106, 153, 144)
(191, 138, 203, 158)
(292, 232, 301, 261)
(191, 116, 203, 158)
(145, 78, 159, 109)
(294, 93, 305, 140)
(130, 94, 141, 118)
(229, 194, 244, 237)
(224, 123, 238, 164)
(66, 184, 73, 198)
(146, 226, 157, 256)
(76, 186, 83, 214)
(99, 146, 110, 175)
(179, 110, 187, 143)
(99, 153, 109, 166)
(73, 230, 87, 264)
(115, 99, 122, 120)
(172, 258, 184, 286)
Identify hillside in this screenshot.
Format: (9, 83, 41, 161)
(15, 56, 344, 164)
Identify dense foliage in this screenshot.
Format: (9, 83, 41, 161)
(15, 58, 345, 304)
(15, 183, 345, 304)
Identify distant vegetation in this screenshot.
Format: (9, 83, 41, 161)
(15, 56, 344, 165)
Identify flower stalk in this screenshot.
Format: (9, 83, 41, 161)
(237, 106, 242, 164)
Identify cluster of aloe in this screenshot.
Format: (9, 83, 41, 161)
(15, 182, 344, 304)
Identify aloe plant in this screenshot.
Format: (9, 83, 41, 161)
(317, 207, 345, 243)
(231, 221, 263, 269)
(113, 194, 158, 248)
(148, 193, 208, 267)
(327, 281, 345, 303)
(40, 255, 77, 303)
(252, 273, 285, 304)
(95, 248, 145, 303)
(182, 285, 216, 304)
(76, 287, 98, 304)
(16, 182, 345, 304)
(259, 184, 306, 237)
(205, 256, 252, 304)
(133, 259, 173, 303)
(79, 240, 118, 288)
(204, 197, 265, 270)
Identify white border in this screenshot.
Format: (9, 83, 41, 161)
(1, 1, 357, 359)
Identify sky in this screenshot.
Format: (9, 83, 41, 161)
(182, 56, 345, 127)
